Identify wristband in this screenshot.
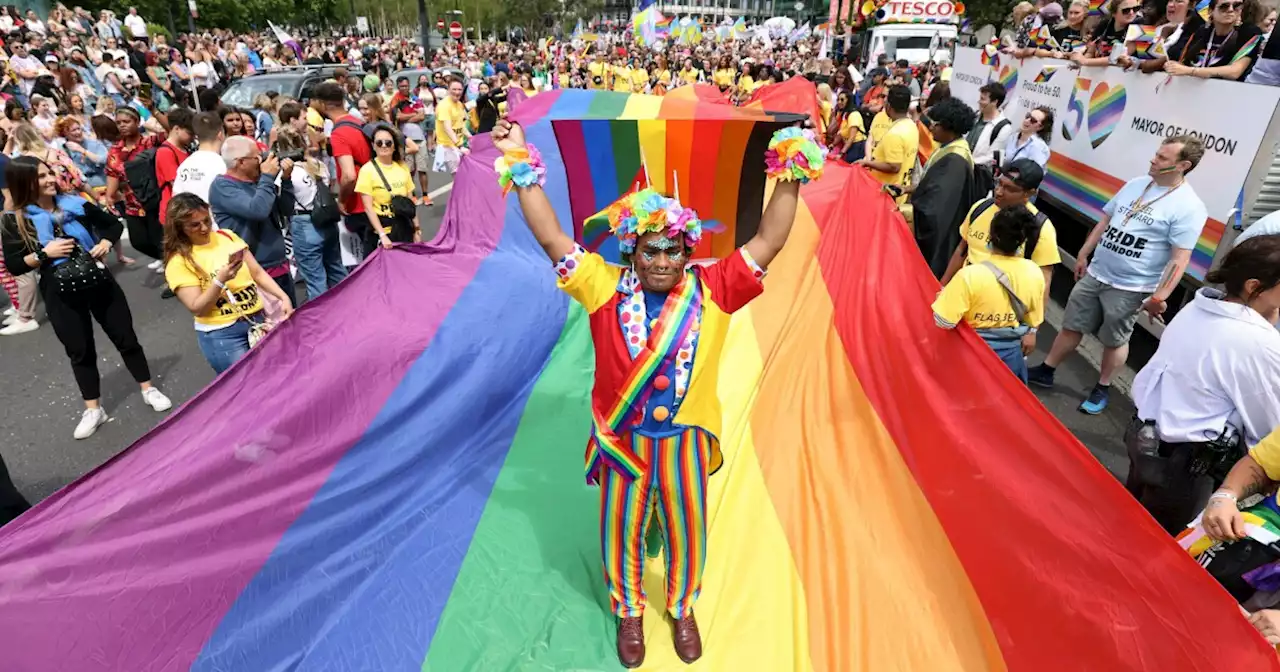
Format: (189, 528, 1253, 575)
(212, 275, 226, 290)
(1209, 491, 1238, 504)
(764, 127, 826, 184)
(494, 144, 547, 197)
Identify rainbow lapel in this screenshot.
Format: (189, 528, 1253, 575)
(585, 269, 704, 483)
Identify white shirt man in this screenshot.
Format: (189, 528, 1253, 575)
(172, 150, 226, 203)
(967, 84, 1015, 167)
(124, 10, 148, 40)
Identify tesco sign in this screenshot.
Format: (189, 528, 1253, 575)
(881, 0, 957, 18)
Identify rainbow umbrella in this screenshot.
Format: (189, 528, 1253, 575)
(0, 89, 1273, 671)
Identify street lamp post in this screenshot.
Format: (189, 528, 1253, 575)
(418, 0, 431, 59)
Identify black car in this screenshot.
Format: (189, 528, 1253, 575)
(219, 65, 361, 107)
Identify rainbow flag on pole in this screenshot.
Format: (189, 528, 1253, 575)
(0, 89, 1273, 671)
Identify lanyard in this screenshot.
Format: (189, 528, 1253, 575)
(1198, 28, 1235, 67)
(1121, 178, 1183, 227)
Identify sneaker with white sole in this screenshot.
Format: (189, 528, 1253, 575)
(0, 319, 38, 336)
(141, 387, 172, 412)
(147, 259, 162, 270)
(2, 313, 18, 326)
(2, 306, 14, 316)
(73, 407, 109, 439)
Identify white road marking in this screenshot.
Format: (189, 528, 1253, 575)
(426, 181, 454, 200)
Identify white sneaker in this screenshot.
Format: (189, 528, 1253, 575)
(2, 306, 14, 316)
(155, 264, 165, 274)
(141, 387, 172, 412)
(73, 407, 109, 440)
(2, 313, 17, 326)
(147, 260, 162, 270)
(0, 319, 38, 335)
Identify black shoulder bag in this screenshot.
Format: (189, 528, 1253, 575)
(20, 210, 111, 295)
(371, 161, 418, 244)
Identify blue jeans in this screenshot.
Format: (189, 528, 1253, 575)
(196, 316, 262, 373)
(290, 213, 347, 301)
(985, 338, 1028, 383)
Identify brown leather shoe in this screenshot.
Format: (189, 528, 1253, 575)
(616, 615, 645, 668)
(672, 612, 703, 664)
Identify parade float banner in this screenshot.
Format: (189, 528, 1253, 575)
(951, 46, 1280, 280)
(0, 90, 1274, 671)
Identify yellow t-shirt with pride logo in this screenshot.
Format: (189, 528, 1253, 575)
(164, 230, 263, 328)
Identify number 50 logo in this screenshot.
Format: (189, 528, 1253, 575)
(1062, 77, 1127, 149)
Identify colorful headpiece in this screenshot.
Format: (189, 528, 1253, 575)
(606, 188, 707, 256)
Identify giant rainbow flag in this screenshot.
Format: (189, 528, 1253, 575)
(0, 90, 1274, 671)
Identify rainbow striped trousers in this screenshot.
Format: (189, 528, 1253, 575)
(599, 428, 711, 619)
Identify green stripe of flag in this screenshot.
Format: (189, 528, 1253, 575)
(423, 304, 624, 671)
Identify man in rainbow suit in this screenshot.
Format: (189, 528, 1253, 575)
(492, 119, 823, 667)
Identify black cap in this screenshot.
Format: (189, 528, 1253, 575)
(1001, 158, 1044, 190)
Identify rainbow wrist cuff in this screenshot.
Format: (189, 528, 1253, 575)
(764, 127, 825, 184)
(494, 144, 547, 196)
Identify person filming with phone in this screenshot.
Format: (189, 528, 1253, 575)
(207, 136, 298, 307)
(163, 192, 294, 373)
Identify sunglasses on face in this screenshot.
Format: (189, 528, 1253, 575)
(374, 139, 395, 148)
(1118, 5, 1140, 13)
(1217, 1, 1243, 10)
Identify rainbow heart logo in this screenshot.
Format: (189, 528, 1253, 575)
(1087, 82, 1126, 149)
(992, 64, 1018, 93)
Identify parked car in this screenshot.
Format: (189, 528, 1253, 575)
(219, 65, 362, 108)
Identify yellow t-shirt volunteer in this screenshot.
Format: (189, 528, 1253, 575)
(839, 112, 866, 145)
(306, 107, 325, 133)
(355, 159, 414, 233)
(712, 68, 734, 87)
(959, 201, 1062, 268)
(434, 97, 464, 148)
(612, 65, 632, 92)
(679, 67, 700, 85)
(629, 67, 649, 93)
(870, 116, 918, 190)
(652, 69, 672, 89)
(868, 110, 892, 144)
(588, 61, 610, 89)
(164, 230, 263, 328)
(932, 254, 1046, 330)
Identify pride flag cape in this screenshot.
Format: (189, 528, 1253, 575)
(0, 89, 1274, 671)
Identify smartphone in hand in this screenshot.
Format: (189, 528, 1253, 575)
(227, 248, 246, 266)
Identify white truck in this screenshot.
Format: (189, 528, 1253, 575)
(950, 46, 1280, 335)
(866, 0, 960, 64)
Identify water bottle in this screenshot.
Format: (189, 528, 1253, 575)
(1136, 420, 1160, 457)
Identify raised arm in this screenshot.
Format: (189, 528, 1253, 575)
(744, 181, 800, 270)
(492, 120, 575, 262)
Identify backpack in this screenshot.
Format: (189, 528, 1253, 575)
(968, 198, 1048, 260)
(123, 143, 176, 219)
(971, 119, 1011, 198)
(306, 178, 342, 229)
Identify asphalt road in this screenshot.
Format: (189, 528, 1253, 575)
(0, 177, 452, 503)
(0, 181, 1138, 505)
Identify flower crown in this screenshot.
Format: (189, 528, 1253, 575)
(606, 188, 706, 255)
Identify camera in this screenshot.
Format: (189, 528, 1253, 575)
(274, 147, 306, 163)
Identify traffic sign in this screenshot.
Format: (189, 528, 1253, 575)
(436, 18, 445, 30)
(449, 21, 462, 39)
